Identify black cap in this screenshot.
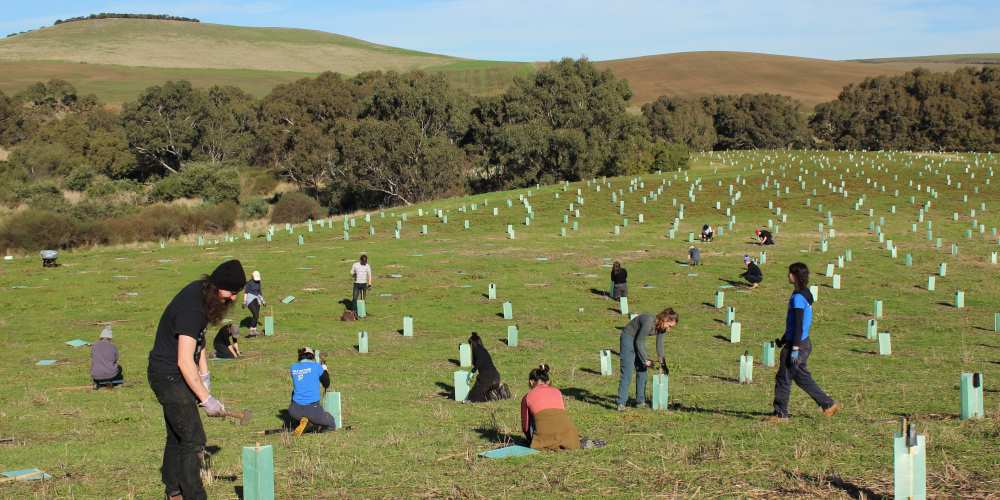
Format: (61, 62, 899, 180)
(210, 260, 246, 293)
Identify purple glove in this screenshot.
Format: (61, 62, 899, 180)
(201, 396, 226, 417)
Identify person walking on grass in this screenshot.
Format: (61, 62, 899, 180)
(288, 347, 337, 435)
(147, 260, 245, 500)
(243, 270, 265, 337)
(764, 263, 841, 423)
(351, 254, 373, 312)
(741, 255, 763, 289)
(610, 261, 628, 300)
(616, 308, 679, 411)
(91, 326, 123, 389)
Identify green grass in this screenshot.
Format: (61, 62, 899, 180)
(1, 151, 998, 497)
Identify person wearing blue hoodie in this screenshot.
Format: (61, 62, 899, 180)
(764, 263, 841, 422)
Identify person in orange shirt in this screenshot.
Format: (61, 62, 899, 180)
(520, 364, 605, 450)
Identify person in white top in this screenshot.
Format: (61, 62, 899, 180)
(350, 254, 373, 312)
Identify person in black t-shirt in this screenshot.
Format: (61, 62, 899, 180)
(741, 255, 764, 289)
(147, 260, 246, 500)
(466, 332, 507, 402)
(213, 324, 240, 359)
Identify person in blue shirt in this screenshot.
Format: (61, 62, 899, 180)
(765, 263, 841, 422)
(288, 347, 337, 435)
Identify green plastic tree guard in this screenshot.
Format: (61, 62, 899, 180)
(393, 229, 400, 239)
(832, 274, 842, 289)
(263, 316, 274, 337)
(878, 333, 891, 355)
(994, 312, 1000, 333)
(762, 341, 775, 367)
(867, 319, 878, 340)
(874, 300, 884, 319)
(619, 296, 629, 316)
(600, 350, 613, 376)
(356, 300, 366, 319)
(403, 316, 414, 337)
(730, 322, 741, 343)
(343, 230, 350, 241)
(464, 220, 470, 230)
(893, 420, 927, 500)
(454, 370, 472, 401)
(560, 227, 567, 237)
(809, 285, 819, 301)
(960, 372, 985, 420)
(955, 291, 965, 308)
(927, 275, 935, 291)
(739, 352, 753, 384)
(421, 224, 428, 235)
(241, 444, 275, 500)
(488, 283, 496, 300)
(651, 373, 669, 410)
(725, 306, 735, 326)
(265, 233, 272, 242)
(357, 331, 368, 353)
(507, 325, 519, 347)
(502, 301, 513, 320)
(322, 392, 342, 429)
(714, 291, 725, 309)
(825, 263, 835, 277)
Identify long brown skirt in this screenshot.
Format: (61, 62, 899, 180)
(530, 409, 580, 450)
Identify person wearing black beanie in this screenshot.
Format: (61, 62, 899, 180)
(147, 259, 246, 500)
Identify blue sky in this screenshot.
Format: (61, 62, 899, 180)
(3, 0, 998, 61)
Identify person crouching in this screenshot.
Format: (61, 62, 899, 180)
(288, 347, 337, 435)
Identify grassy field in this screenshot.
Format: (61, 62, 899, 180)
(1, 151, 998, 498)
(2, 19, 990, 108)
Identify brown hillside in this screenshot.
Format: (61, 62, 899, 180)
(594, 51, 974, 109)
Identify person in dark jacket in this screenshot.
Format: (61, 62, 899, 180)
(756, 228, 775, 245)
(212, 324, 240, 359)
(688, 246, 701, 266)
(243, 270, 265, 337)
(616, 308, 678, 411)
(764, 263, 841, 422)
(466, 333, 508, 402)
(288, 347, 336, 435)
(610, 261, 628, 300)
(741, 255, 763, 289)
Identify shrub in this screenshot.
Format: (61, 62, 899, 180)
(0, 209, 95, 251)
(240, 197, 269, 220)
(64, 165, 96, 191)
(270, 192, 324, 224)
(240, 168, 280, 197)
(149, 163, 240, 204)
(651, 141, 691, 171)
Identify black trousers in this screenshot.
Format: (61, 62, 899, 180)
(772, 340, 835, 417)
(467, 369, 501, 402)
(247, 300, 260, 328)
(148, 371, 207, 500)
(352, 283, 369, 311)
(93, 366, 124, 387)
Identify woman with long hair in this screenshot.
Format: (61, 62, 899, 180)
(616, 308, 678, 411)
(610, 261, 628, 300)
(466, 332, 509, 402)
(521, 364, 580, 450)
(764, 262, 841, 422)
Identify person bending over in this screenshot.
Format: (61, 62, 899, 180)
(91, 326, 123, 389)
(616, 308, 678, 411)
(756, 228, 775, 245)
(213, 324, 240, 359)
(289, 347, 337, 435)
(610, 261, 628, 300)
(701, 224, 714, 242)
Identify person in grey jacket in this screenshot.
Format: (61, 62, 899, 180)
(616, 308, 679, 410)
(91, 326, 123, 388)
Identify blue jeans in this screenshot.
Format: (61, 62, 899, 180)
(617, 333, 647, 406)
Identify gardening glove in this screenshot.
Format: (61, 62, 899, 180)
(200, 396, 226, 417)
(659, 359, 669, 375)
(200, 372, 211, 392)
(790, 347, 801, 368)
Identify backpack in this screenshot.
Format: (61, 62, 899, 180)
(340, 310, 357, 322)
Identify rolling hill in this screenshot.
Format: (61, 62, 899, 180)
(0, 18, 989, 108)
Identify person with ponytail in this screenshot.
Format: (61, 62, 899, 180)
(521, 364, 604, 450)
(764, 263, 841, 422)
(616, 308, 678, 411)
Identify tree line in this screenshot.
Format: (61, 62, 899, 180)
(54, 14, 200, 25)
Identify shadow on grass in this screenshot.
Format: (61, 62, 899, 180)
(787, 471, 883, 499)
(589, 288, 610, 299)
(846, 333, 868, 339)
(472, 426, 527, 446)
(338, 298, 353, 310)
(714, 319, 727, 325)
(276, 409, 294, 428)
(712, 335, 731, 343)
(435, 381, 454, 399)
(936, 301, 956, 308)
(702, 302, 716, 308)
(718, 278, 745, 288)
(849, 348, 878, 356)
(578, 367, 602, 376)
(669, 402, 770, 420)
(562, 387, 618, 410)
(448, 358, 460, 366)
(973, 326, 998, 333)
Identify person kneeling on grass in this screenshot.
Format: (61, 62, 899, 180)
(522, 364, 605, 450)
(466, 332, 511, 402)
(91, 326, 123, 389)
(289, 347, 337, 435)
(741, 255, 763, 289)
(701, 224, 714, 242)
(213, 324, 241, 359)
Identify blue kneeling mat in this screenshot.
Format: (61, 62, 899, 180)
(478, 445, 539, 459)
